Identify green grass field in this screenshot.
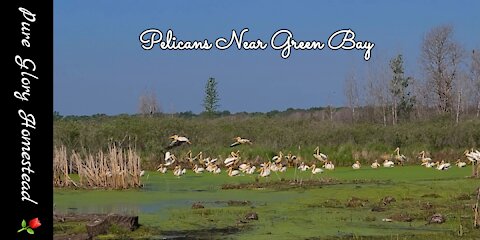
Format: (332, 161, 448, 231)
(54, 165, 480, 239)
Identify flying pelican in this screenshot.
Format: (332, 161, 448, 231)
(371, 160, 381, 169)
(156, 164, 167, 173)
(324, 161, 335, 170)
(393, 147, 407, 165)
(310, 164, 324, 174)
(230, 137, 252, 147)
(352, 161, 361, 169)
(455, 159, 467, 168)
(227, 167, 241, 177)
(383, 159, 395, 168)
(313, 146, 328, 162)
(166, 135, 191, 149)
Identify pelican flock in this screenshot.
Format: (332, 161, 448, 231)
(148, 135, 478, 178)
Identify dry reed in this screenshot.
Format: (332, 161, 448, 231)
(53, 144, 142, 189)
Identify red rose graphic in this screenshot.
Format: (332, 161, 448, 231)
(29, 218, 41, 229)
(18, 217, 41, 234)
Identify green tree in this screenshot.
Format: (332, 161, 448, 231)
(390, 54, 415, 123)
(203, 77, 220, 114)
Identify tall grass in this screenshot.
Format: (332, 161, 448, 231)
(54, 115, 480, 168)
(54, 144, 142, 189)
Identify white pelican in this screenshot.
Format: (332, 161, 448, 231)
(455, 159, 467, 168)
(298, 162, 310, 171)
(310, 164, 324, 174)
(193, 164, 205, 174)
(227, 167, 241, 177)
(246, 165, 256, 174)
(230, 137, 252, 147)
(418, 151, 432, 163)
(465, 149, 480, 164)
(164, 152, 176, 166)
(371, 160, 381, 169)
(238, 163, 250, 172)
(393, 147, 407, 165)
(352, 161, 361, 169)
(224, 151, 240, 167)
(285, 152, 297, 166)
(213, 166, 221, 174)
(424, 162, 435, 168)
(383, 160, 395, 168)
(173, 165, 186, 177)
(313, 146, 328, 162)
(278, 164, 287, 172)
(259, 163, 271, 177)
(270, 163, 280, 172)
(167, 135, 191, 149)
(436, 161, 451, 170)
(272, 151, 284, 164)
(156, 164, 167, 173)
(324, 161, 335, 170)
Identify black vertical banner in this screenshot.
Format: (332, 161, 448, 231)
(7, 0, 53, 239)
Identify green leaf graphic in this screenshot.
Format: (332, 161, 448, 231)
(27, 228, 34, 234)
(21, 220, 26, 228)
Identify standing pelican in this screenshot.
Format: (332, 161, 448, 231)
(313, 146, 328, 162)
(418, 151, 432, 163)
(393, 147, 407, 165)
(230, 137, 252, 147)
(166, 135, 191, 149)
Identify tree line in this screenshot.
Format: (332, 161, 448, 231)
(135, 25, 479, 125)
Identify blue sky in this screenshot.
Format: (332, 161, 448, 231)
(54, 0, 480, 115)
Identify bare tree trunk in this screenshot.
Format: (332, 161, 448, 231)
(456, 89, 462, 124)
(382, 105, 387, 126)
(474, 187, 479, 228)
(477, 100, 480, 118)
